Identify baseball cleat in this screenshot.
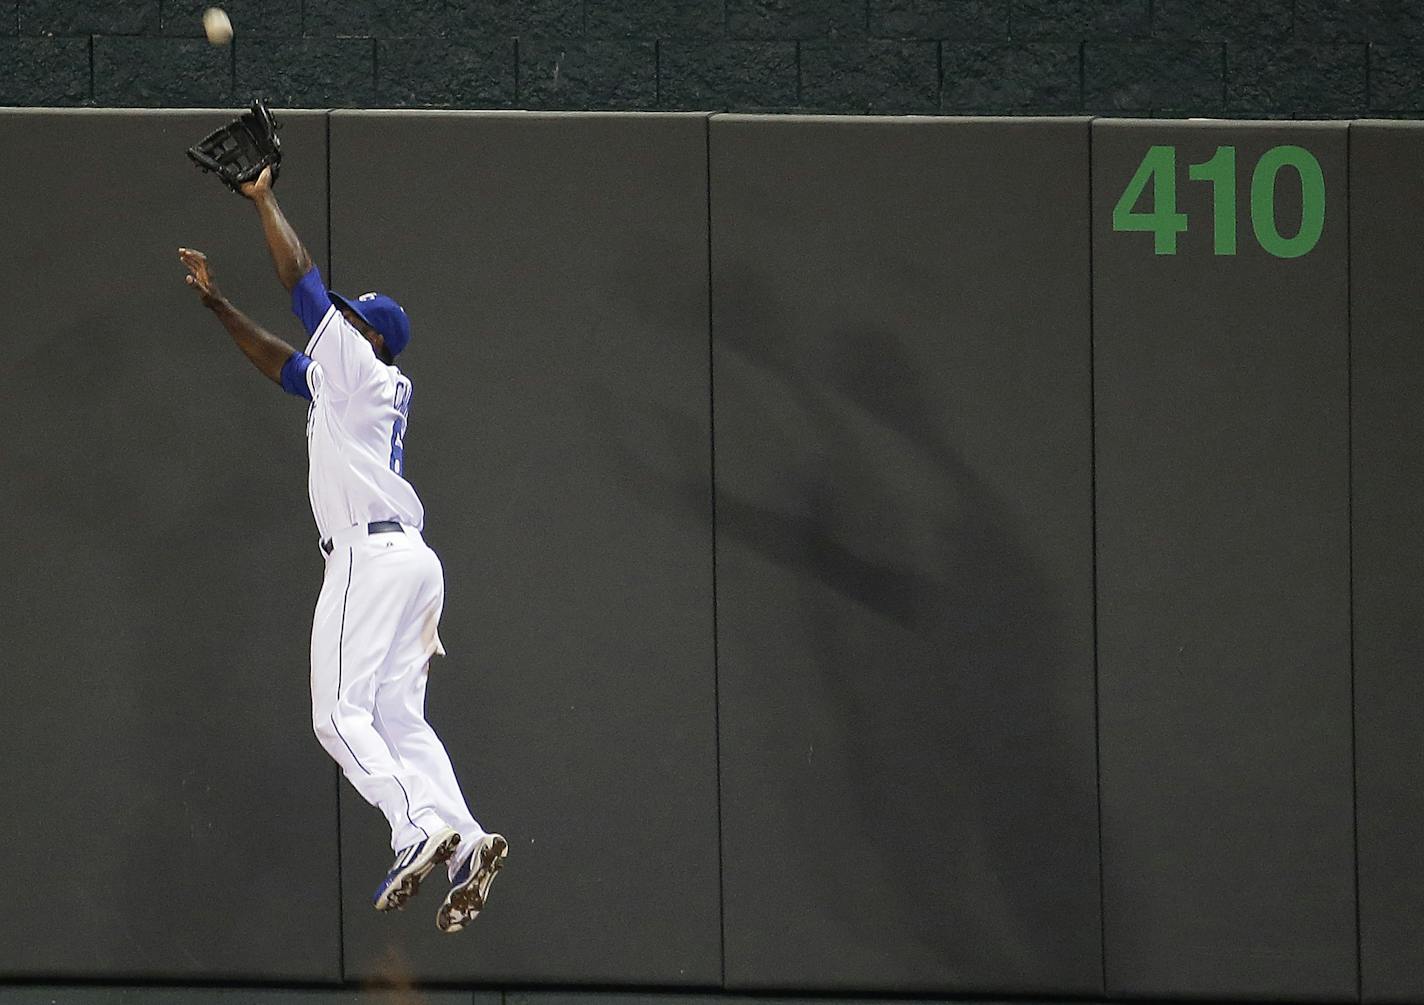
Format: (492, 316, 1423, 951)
(373, 826, 461, 912)
(436, 833, 508, 933)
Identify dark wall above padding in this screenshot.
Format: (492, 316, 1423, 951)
(0, 992, 482, 1004)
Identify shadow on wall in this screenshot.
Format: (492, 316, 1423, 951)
(590, 266, 1093, 980)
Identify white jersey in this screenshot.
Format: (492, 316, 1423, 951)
(284, 267, 424, 543)
(282, 268, 489, 882)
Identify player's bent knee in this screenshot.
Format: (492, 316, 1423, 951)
(312, 712, 342, 749)
(372, 692, 416, 723)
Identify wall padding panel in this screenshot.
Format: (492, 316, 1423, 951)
(1092, 119, 1354, 998)
(710, 114, 1101, 995)
(328, 110, 720, 985)
(1351, 119, 1424, 1005)
(0, 109, 338, 980)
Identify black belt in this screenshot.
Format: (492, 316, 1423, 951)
(321, 520, 404, 556)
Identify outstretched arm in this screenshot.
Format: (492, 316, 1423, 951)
(241, 166, 313, 291)
(180, 246, 294, 386)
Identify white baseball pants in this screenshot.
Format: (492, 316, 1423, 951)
(310, 524, 484, 874)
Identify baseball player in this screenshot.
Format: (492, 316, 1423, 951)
(178, 165, 506, 933)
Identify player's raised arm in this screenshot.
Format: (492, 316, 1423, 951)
(241, 165, 312, 291)
(180, 247, 313, 399)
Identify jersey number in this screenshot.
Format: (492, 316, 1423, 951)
(390, 381, 412, 476)
(389, 417, 406, 476)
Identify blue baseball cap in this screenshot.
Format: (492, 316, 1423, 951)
(329, 289, 411, 357)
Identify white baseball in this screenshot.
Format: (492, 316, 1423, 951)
(203, 7, 233, 45)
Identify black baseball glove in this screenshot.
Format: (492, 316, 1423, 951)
(187, 98, 282, 193)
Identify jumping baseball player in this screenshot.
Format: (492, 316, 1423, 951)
(178, 166, 506, 933)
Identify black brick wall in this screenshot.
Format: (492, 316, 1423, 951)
(1, 0, 1421, 115)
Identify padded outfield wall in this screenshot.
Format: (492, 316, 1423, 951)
(0, 109, 1421, 1002)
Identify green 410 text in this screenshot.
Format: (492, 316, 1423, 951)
(1113, 144, 1326, 259)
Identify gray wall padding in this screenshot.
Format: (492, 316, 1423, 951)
(8, 108, 1424, 1001)
(0, 109, 339, 980)
(1351, 120, 1424, 1005)
(326, 110, 721, 985)
(1092, 120, 1355, 998)
(709, 115, 1102, 995)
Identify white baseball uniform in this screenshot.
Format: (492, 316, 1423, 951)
(281, 266, 485, 873)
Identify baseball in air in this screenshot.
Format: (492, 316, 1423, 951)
(203, 7, 233, 45)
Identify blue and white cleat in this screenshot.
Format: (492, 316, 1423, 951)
(436, 833, 508, 933)
(373, 826, 461, 912)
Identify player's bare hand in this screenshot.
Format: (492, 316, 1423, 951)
(179, 247, 222, 306)
(239, 166, 273, 201)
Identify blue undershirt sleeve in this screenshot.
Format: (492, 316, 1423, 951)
(280, 352, 314, 401)
(291, 266, 332, 338)
(293, 265, 380, 397)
